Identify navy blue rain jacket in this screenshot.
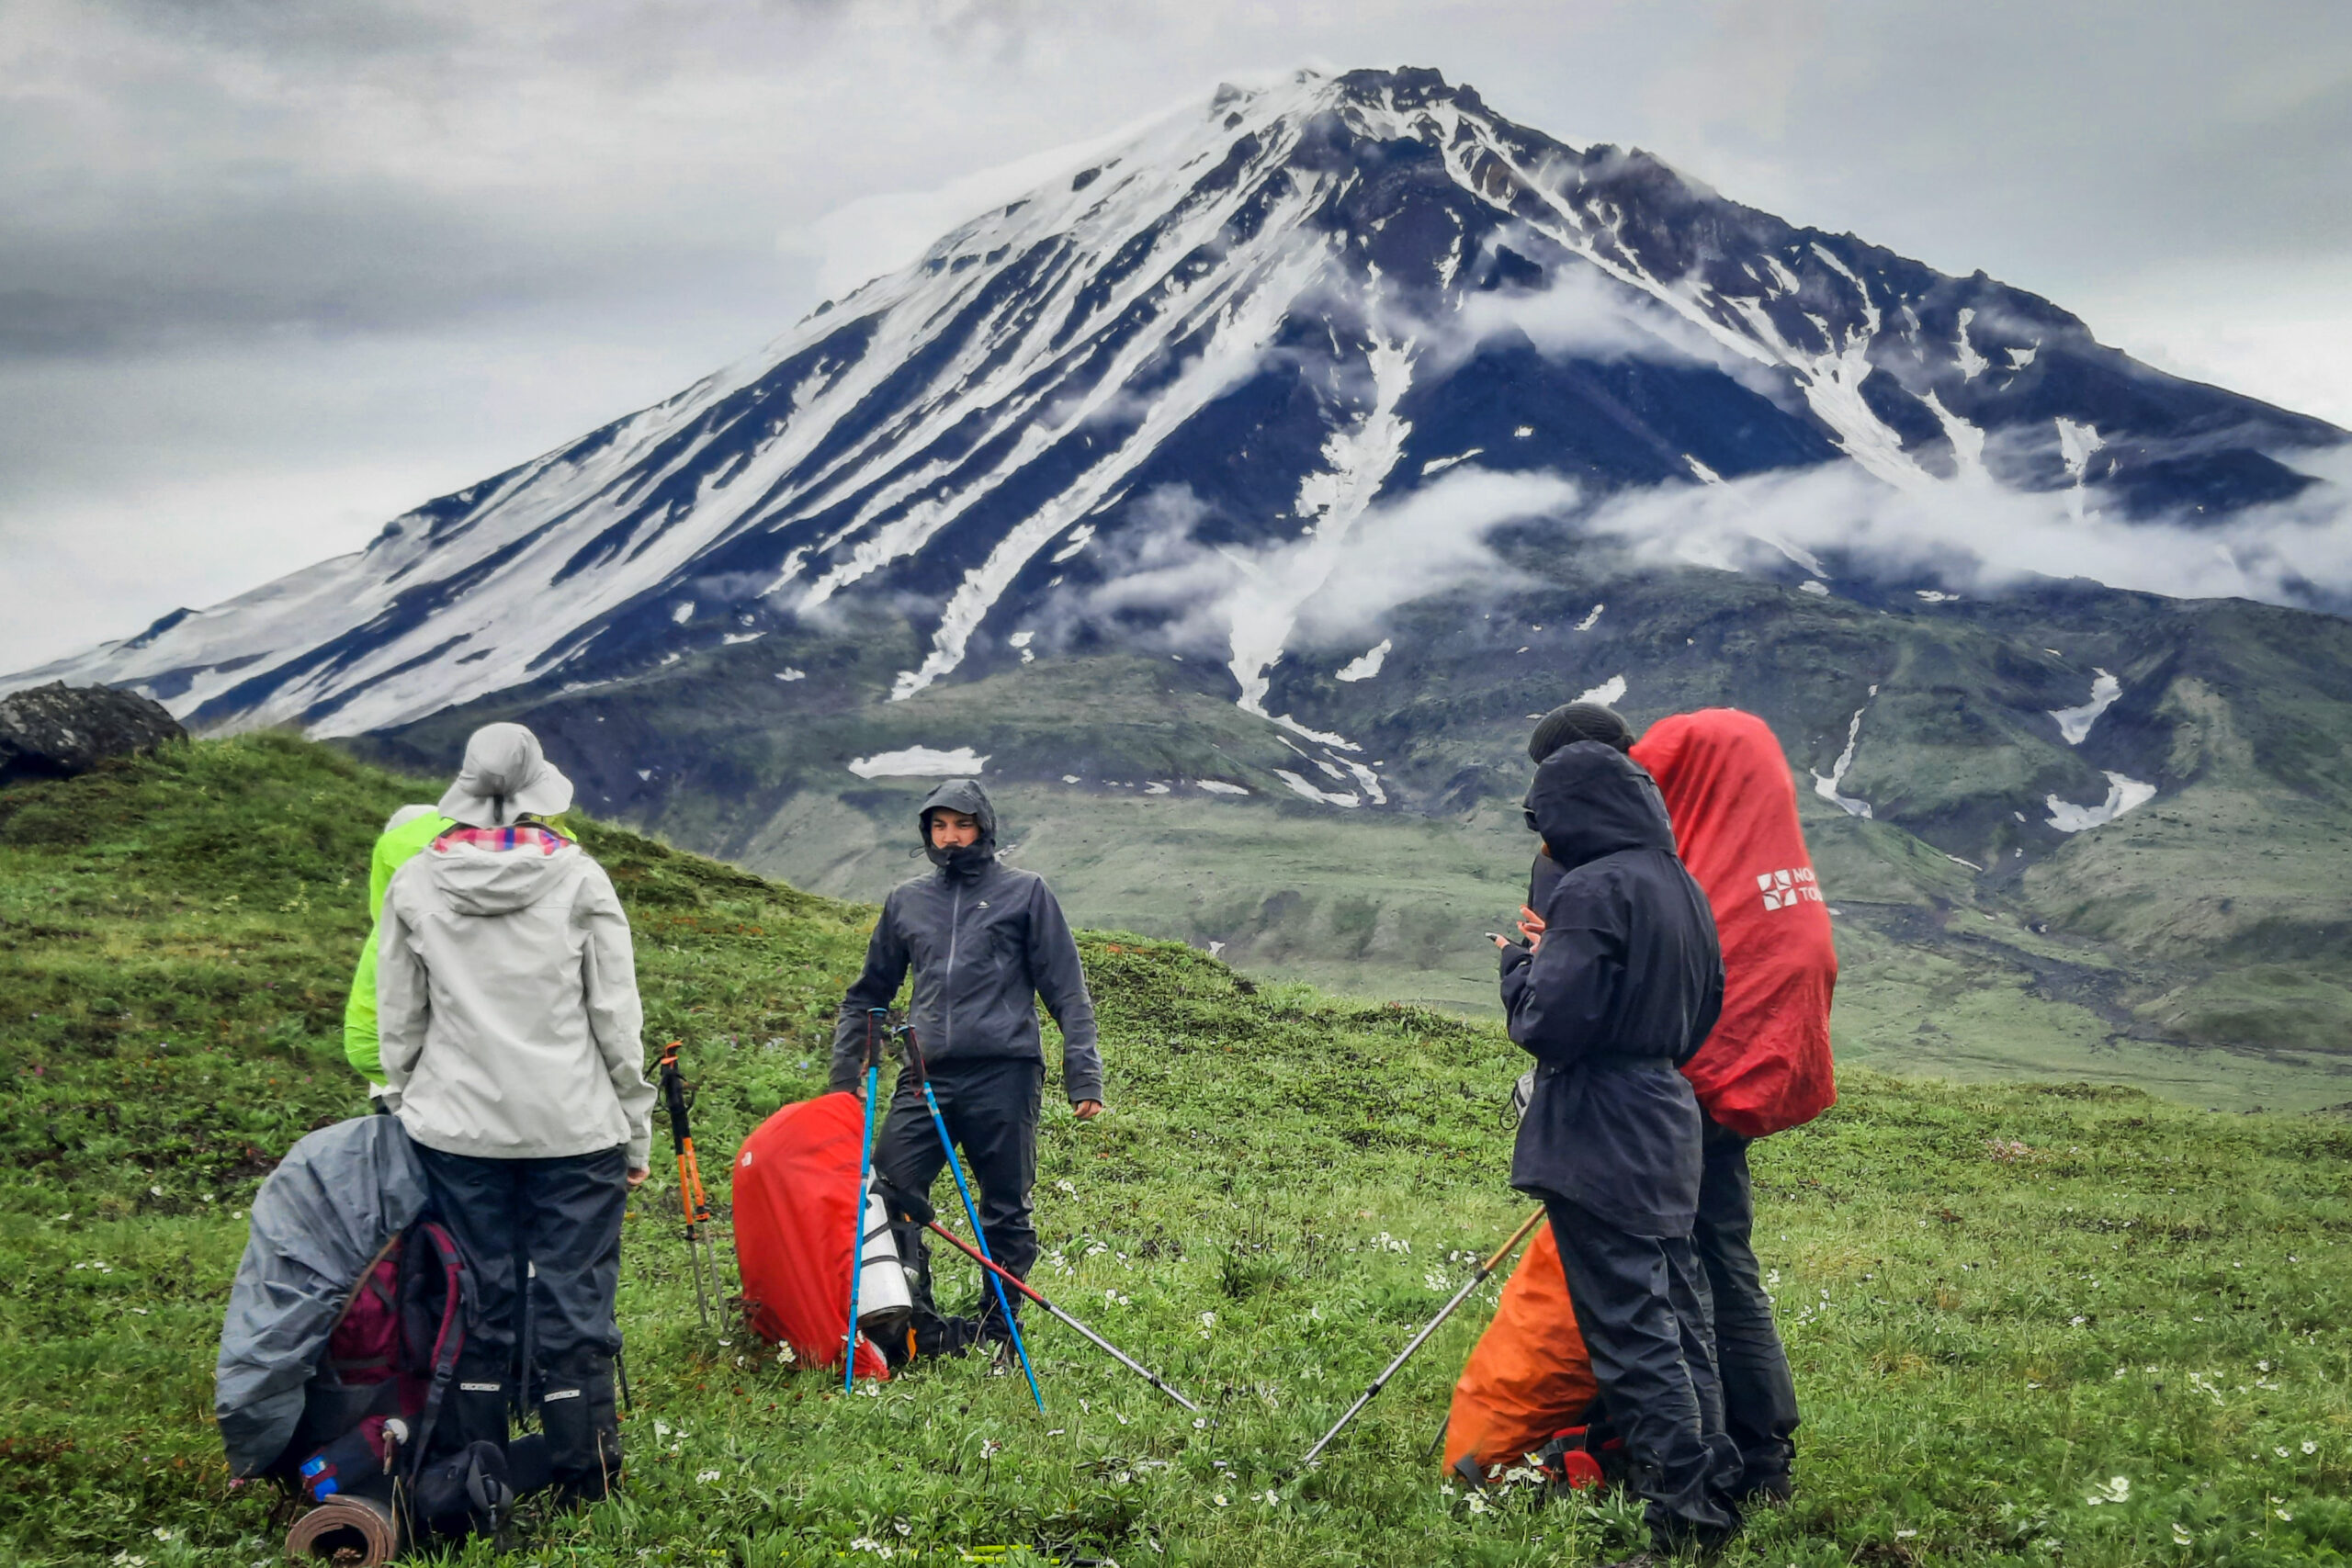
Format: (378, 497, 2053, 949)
(831, 779, 1102, 1103)
(1501, 741, 1724, 1236)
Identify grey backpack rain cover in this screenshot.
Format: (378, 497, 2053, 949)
(214, 1115, 432, 1477)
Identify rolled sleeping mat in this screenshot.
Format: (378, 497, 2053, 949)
(285, 1492, 398, 1565)
(856, 1190, 912, 1342)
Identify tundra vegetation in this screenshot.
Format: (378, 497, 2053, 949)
(1, 736, 2346, 1565)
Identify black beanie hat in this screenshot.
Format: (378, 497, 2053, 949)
(1529, 701, 1635, 763)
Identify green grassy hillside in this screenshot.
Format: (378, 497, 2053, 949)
(3, 738, 2348, 1566)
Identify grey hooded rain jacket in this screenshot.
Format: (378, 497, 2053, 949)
(831, 779, 1102, 1102)
(378, 828, 656, 1171)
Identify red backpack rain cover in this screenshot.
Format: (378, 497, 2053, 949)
(732, 1092, 890, 1382)
(1632, 708, 1838, 1137)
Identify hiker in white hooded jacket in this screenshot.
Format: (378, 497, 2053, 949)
(377, 722, 655, 1506)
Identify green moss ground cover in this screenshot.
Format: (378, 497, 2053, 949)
(2, 737, 2348, 1565)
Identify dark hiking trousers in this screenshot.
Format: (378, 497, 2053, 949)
(1696, 1119, 1801, 1493)
(1544, 1196, 1739, 1552)
(875, 1058, 1042, 1342)
(417, 1145, 628, 1495)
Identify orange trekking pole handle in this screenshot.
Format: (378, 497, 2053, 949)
(658, 1041, 719, 1329)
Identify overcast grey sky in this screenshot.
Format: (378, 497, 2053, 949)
(3, 0, 2346, 672)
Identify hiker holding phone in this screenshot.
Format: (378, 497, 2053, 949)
(377, 722, 654, 1506)
(831, 778, 1102, 1360)
(1499, 733, 1737, 1559)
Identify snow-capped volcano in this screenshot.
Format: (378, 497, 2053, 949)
(13, 66, 2340, 737)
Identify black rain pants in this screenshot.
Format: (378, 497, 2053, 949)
(1543, 1195, 1740, 1553)
(1695, 1118, 1802, 1493)
(875, 1058, 1041, 1342)
(417, 1145, 628, 1496)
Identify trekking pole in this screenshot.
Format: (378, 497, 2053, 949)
(900, 1029, 1046, 1413)
(1297, 1206, 1545, 1468)
(658, 1041, 719, 1330)
(922, 1219, 1202, 1414)
(843, 1009, 887, 1392)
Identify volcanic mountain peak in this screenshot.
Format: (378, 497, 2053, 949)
(10, 66, 2338, 740)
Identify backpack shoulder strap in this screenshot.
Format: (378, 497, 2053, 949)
(401, 1221, 475, 1483)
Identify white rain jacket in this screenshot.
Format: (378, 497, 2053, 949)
(377, 831, 654, 1170)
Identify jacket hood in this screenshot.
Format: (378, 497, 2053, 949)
(1526, 740, 1677, 871)
(917, 777, 998, 874)
(425, 837, 582, 915)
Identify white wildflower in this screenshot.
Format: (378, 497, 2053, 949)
(696, 1469, 720, 1483)
(2086, 1475, 2130, 1506)
(2172, 1523, 2193, 1546)
(2304, 1440, 2319, 1455)
(1212, 1494, 1228, 1507)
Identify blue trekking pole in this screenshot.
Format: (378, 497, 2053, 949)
(899, 1028, 1045, 1412)
(843, 1008, 886, 1392)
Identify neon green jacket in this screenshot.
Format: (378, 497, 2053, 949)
(344, 807, 454, 1077)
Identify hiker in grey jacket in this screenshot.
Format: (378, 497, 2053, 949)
(834, 777, 1101, 1359)
(378, 722, 653, 1504)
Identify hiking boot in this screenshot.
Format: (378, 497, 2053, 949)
(539, 1352, 621, 1506)
(914, 1314, 979, 1359)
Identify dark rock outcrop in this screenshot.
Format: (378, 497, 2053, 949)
(0, 682, 186, 785)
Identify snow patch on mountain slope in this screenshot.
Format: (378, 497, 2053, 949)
(2047, 772, 2155, 831)
(1225, 332, 1416, 728)
(1813, 691, 1876, 818)
(1921, 389, 1989, 484)
(848, 745, 989, 778)
(1272, 768, 1360, 807)
(1955, 308, 1991, 381)
(2051, 669, 2122, 744)
(1334, 639, 1391, 681)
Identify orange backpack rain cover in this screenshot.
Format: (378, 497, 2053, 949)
(1442, 1221, 1597, 1479)
(732, 1092, 890, 1382)
(1633, 707, 1838, 1138)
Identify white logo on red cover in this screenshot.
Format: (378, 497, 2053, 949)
(1756, 866, 1823, 911)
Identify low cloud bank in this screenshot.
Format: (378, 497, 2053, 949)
(1578, 444, 2352, 610)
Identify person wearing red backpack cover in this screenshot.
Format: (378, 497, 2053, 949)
(1511, 703, 1834, 1506)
